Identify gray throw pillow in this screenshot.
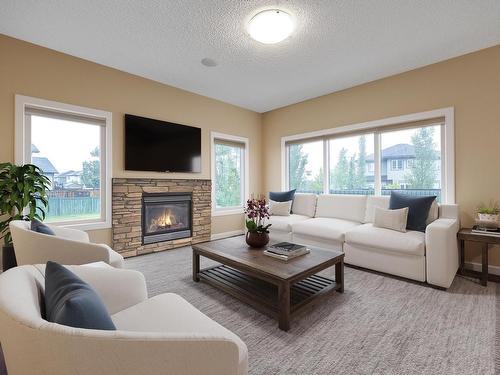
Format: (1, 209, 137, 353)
(44, 261, 116, 330)
(31, 219, 55, 235)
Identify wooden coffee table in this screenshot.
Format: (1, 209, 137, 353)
(192, 236, 344, 331)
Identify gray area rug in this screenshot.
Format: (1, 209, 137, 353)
(125, 247, 497, 375)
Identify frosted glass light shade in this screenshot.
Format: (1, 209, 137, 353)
(248, 10, 294, 44)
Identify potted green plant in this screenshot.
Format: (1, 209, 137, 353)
(0, 162, 51, 271)
(476, 201, 499, 228)
(244, 196, 271, 248)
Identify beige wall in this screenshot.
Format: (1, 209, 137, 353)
(0, 35, 262, 243)
(262, 44, 500, 266)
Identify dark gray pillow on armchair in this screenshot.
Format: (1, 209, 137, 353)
(31, 219, 55, 236)
(44, 261, 116, 330)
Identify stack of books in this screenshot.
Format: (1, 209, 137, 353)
(472, 225, 500, 237)
(264, 242, 310, 261)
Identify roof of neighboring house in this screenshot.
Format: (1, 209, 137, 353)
(31, 144, 40, 153)
(57, 170, 83, 177)
(367, 143, 415, 162)
(64, 182, 84, 189)
(32, 157, 58, 174)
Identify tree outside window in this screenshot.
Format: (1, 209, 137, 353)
(215, 143, 243, 208)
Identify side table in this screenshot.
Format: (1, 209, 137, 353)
(457, 228, 500, 286)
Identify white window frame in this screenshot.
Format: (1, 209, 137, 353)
(391, 159, 404, 171)
(15, 95, 112, 230)
(211, 132, 249, 216)
(281, 107, 455, 203)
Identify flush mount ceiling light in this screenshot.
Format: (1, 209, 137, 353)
(247, 9, 294, 44)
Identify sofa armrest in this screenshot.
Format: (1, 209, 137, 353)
(13, 231, 111, 266)
(11, 328, 246, 375)
(49, 225, 90, 242)
(425, 217, 459, 288)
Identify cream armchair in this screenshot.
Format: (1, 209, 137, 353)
(0, 264, 248, 375)
(9, 220, 124, 268)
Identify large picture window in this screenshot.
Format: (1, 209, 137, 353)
(380, 125, 441, 200)
(16, 95, 112, 229)
(211, 133, 249, 215)
(283, 108, 454, 203)
(288, 140, 323, 194)
(329, 134, 374, 195)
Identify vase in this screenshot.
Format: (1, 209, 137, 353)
(478, 213, 499, 223)
(245, 232, 269, 248)
(2, 245, 17, 272)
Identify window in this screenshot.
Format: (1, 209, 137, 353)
(329, 134, 374, 194)
(282, 108, 454, 203)
(15, 95, 112, 230)
(390, 159, 404, 171)
(287, 140, 323, 194)
(381, 124, 442, 200)
(211, 133, 249, 215)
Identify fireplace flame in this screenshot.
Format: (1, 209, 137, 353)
(157, 209, 173, 227)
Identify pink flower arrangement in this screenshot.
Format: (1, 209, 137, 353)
(244, 196, 271, 234)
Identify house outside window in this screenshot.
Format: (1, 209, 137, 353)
(211, 132, 249, 216)
(15, 95, 112, 230)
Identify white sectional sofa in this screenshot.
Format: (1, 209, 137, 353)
(268, 193, 460, 289)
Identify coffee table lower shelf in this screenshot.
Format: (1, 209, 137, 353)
(198, 264, 338, 324)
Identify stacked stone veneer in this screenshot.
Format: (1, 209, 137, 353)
(112, 178, 211, 257)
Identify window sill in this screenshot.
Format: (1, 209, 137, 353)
(48, 220, 111, 232)
(212, 209, 244, 217)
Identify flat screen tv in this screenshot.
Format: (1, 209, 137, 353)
(125, 114, 201, 173)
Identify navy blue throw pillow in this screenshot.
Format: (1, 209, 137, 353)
(44, 261, 116, 330)
(31, 219, 55, 236)
(269, 189, 296, 203)
(389, 192, 436, 232)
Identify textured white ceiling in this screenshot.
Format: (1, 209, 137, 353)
(1, 1, 500, 112)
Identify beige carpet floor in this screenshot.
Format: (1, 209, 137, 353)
(125, 246, 497, 375)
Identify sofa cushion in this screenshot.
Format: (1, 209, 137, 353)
(112, 293, 247, 366)
(269, 200, 292, 216)
(269, 189, 296, 203)
(315, 194, 367, 223)
(345, 223, 425, 256)
(268, 214, 309, 232)
(44, 261, 116, 330)
(364, 195, 439, 225)
(389, 192, 436, 232)
(31, 219, 55, 236)
(427, 199, 439, 225)
(291, 193, 317, 217)
(364, 196, 390, 223)
(292, 217, 361, 242)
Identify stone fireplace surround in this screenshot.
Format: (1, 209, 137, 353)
(112, 178, 211, 258)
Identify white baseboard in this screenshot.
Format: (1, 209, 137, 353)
(463, 261, 500, 276)
(210, 230, 244, 241)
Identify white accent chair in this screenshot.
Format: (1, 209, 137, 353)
(9, 220, 124, 268)
(0, 264, 248, 375)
